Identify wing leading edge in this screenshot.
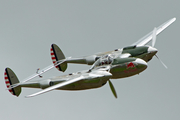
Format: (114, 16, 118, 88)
(132, 18, 176, 46)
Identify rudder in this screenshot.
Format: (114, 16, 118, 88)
(4, 68, 21, 97)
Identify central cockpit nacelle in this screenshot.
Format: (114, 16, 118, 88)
(98, 55, 113, 66)
(90, 54, 113, 70)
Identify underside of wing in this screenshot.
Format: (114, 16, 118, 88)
(132, 18, 176, 46)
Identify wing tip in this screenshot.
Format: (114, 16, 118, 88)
(25, 95, 34, 98)
(171, 17, 176, 22)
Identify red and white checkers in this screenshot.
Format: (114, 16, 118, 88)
(4, 71, 14, 95)
(50, 48, 60, 71)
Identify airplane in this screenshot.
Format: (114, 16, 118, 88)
(4, 18, 176, 98)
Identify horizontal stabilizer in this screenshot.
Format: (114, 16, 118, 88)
(8, 58, 70, 90)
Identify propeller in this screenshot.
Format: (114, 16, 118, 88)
(151, 27, 168, 69)
(108, 80, 117, 98)
(152, 27, 157, 47)
(155, 55, 168, 69)
(106, 59, 117, 98)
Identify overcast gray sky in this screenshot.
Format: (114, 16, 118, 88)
(0, 1, 179, 120)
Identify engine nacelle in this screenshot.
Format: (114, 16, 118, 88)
(39, 79, 51, 89)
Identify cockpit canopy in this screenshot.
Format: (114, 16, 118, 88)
(98, 55, 113, 65)
(92, 54, 113, 69)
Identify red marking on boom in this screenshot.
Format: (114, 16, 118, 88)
(126, 62, 135, 69)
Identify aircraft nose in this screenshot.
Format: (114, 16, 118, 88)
(135, 58, 148, 66)
(148, 46, 158, 54)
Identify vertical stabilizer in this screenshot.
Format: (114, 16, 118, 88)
(51, 44, 67, 72)
(4, 68, 21, 97)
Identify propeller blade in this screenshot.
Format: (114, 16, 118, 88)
(155, 54, 168, 69)
(108, 80, 117, 98)
(152, 27, 157, 47)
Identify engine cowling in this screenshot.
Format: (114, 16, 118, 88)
(39, 79, 51, 89)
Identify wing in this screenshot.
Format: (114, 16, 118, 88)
(25, 75, 85, 98)
(26, 69, 112, 98)
(132, 18, 176, 46)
